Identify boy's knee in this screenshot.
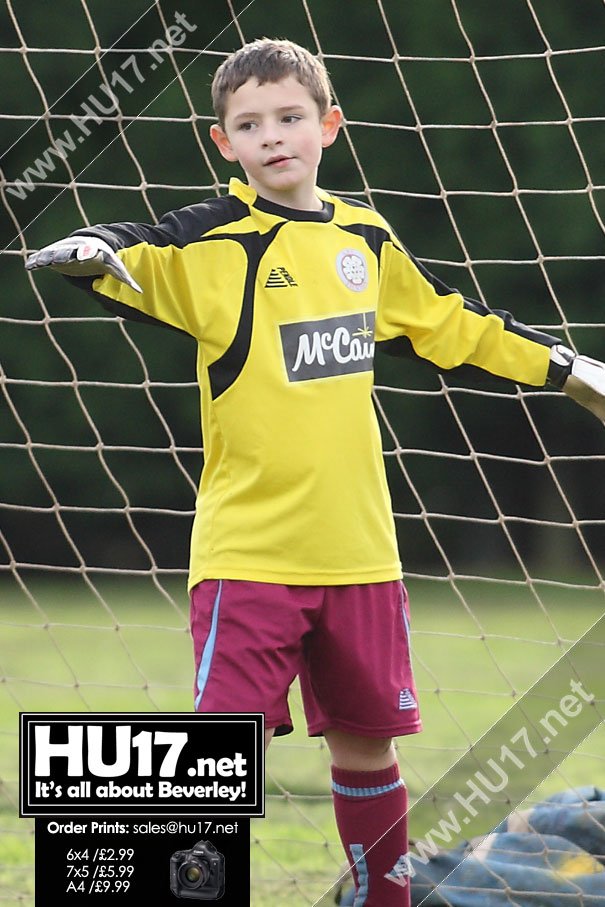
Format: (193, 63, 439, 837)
(324, 728, 395, 770)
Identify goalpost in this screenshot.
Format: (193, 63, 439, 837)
(1, 1, 604, 905)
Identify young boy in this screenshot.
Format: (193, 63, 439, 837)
(25, 37, 605, 907)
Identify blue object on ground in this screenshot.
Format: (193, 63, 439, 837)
(336, 788, 605, 905)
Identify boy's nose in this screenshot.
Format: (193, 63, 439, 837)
(261, 125, 282, 147)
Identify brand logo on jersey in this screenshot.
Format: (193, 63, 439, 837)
(398, 688, 417, 711)
(336, 248, 368, 292)
(280, 312, 375, 382)
(265, 267, 298, 288)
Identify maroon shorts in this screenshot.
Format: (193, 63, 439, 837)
(190, 579, 422, 738)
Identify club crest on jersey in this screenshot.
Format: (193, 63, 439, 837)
(336, 248, 368, 292)
(280, 312, 375, 382)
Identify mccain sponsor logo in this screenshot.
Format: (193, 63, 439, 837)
(280, 312, 375, 382)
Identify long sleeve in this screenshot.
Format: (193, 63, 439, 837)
(375, 239, 558, 387)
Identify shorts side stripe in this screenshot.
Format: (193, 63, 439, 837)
(349, 843, 368, 906)
(194, 579, 223, 710)
(400, 586, 411, 638)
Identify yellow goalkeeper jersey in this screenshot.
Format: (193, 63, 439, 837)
(73, 178, 554, 588)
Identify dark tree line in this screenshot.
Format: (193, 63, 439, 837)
(2, 0, 605, 580)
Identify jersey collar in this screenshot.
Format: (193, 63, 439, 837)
(228, 178, 334, 223)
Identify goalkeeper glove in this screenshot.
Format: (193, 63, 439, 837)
(549, 343, 605, 424)
(25, 235, 142, 294)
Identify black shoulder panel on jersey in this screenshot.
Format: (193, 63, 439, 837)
(63, 194, 252, 337)
(207, 222, 286, 400)
(70, 194, 250, 252)
(337, 222, 391, 264)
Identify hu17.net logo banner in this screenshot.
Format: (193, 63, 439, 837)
(20, 711, 264, 817)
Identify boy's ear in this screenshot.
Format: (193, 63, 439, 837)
(321, 105, 343, 149)
(209, 124, 239, 162)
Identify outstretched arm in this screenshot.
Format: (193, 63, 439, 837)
(25, 235, 142, 293)
(376, 239, 605, 426)
(22, 209, 211, 338)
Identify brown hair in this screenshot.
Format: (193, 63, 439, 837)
(211, 38, 332, 127)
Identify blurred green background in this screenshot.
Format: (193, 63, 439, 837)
(1, 1, 605, 905)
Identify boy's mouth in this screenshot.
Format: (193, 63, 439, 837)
(265, 155, 293, 167)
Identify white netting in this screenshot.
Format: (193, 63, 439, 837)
(1, 1, 604, 905)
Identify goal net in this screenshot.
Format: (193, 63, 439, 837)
(2, 1, 604, 905)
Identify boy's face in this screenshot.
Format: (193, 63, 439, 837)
(210, 76, 342, 210)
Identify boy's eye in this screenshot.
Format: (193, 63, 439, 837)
(283, 115, 301, 124)
(237, 121, 256, 131)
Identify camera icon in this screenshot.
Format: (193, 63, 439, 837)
(170, 840, 225, 900)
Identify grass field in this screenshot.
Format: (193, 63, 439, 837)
(1, 573, 604, 906)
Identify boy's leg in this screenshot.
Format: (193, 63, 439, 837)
(325, 728, 410, 907)
(298, 582, 419, 905)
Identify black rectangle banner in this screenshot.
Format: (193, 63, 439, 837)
(20, 712, 264, 817)
(35, 815, 250, 904)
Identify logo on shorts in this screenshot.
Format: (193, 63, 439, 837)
(337, 249, 369, 292)
(279, 311, 375, 382)
(398, 688, 417, 710)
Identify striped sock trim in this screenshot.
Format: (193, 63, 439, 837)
(332, 778, 404, 798)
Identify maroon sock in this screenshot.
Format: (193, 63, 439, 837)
(331, 763, 410, 906)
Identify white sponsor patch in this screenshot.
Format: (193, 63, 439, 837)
(280, 312, 375, 382)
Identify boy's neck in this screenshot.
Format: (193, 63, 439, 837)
(247, 180, 323, 213)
